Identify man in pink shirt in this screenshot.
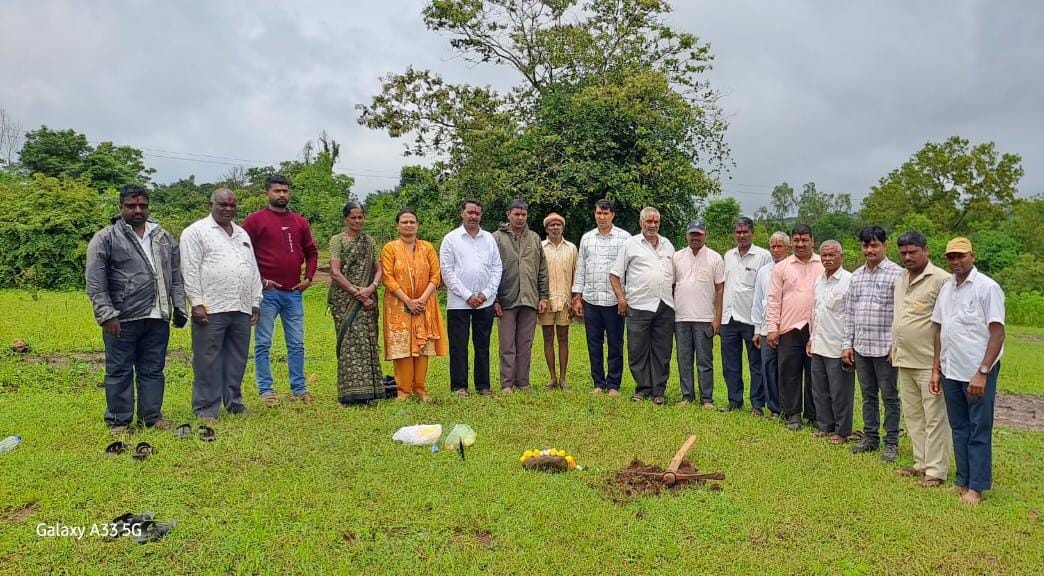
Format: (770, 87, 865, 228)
(766, 224, 824, 431)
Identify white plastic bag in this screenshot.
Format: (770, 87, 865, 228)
(392, 424, 443, 446)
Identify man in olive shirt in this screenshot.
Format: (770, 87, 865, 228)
(493, 199, 549, 393)
(892, 231, 952, 487)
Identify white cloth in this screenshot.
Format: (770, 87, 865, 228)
(180, 215, 263, 315)
(722, 245, 772, 325)
(572, 226, 632, 306)
(810, 268, 852, 358)
(609, 234, 675, 312)
(751, 261, 775, 336)
(931, 267, 1005, 381)
(127, 220, 163, 319)
(439, 225, 502, 310)
(672, 246, 724, 322)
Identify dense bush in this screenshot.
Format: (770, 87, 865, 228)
(0, 173, 110, 289)
(1006, 291, 1044, 327)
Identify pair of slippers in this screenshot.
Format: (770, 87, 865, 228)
(109, 512, 176, 544)
(173, 423, 215, 442)
(105, 441, 155, 461)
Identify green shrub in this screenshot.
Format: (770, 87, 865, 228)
(0, 172, 110, 289)
(1007, 291, 1044, 327)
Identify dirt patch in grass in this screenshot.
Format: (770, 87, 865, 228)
(14, 349, 193, 370)
(1015, 333, 1044, 342)
(996, 393, 1044, 430)
(313, 266, 331, 286)
(602, 460, 723, 502)
(0, 502, 38, 524)
(451, 527, 494, 548)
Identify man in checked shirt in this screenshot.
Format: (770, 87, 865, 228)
(843, 226, 904, 462)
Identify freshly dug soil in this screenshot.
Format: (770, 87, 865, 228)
(994, 393, 1044, 430)
(602, 459, 723, 502)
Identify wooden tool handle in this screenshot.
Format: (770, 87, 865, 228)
(666, 435, 697, 473)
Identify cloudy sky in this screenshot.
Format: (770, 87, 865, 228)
(2, 0, 1040, 214)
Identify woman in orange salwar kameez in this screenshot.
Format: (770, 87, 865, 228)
(381, 209, 447, 401)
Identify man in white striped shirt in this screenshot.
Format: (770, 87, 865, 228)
(180, 188, 263, 423)
(571, 199, 631, 396)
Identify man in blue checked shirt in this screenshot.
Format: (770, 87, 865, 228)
(843, 226, 904, 462)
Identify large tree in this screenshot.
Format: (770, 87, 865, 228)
(861, 136, 1023, 234)
(18, 125, 154, 189)
(358, 0, 730, 240)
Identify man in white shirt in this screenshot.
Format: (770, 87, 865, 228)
(751, 231, 790, 417)
(931, 237, 1005, 505)
(807, 240, 854, 443)
(571, 199, 632, 396)
(720, 217, 772, 411)
(610, 207, 675, 404)
(672, 220, 724, 407)
(440, 199, 503, 397)
(180, 188, 263, 423)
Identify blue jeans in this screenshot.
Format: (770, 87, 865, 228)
(720, 321, 762, 408)
(942, 364, 999, 492)
(255, 289, 307, 396)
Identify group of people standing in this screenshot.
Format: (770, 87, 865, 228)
(86, 182, 1005, 505)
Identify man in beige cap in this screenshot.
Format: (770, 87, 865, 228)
(892, 231, 951, 487)
(931, 237, 1005, 505)
(539, 212, 577, 389)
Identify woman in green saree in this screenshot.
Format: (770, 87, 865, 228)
(328, 202, 384, 405)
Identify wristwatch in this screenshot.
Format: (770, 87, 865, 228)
(978, 365, 990, 375)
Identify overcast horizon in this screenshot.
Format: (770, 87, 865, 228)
(1, 0, 1040, 215)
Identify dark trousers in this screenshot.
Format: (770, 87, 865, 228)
(721, 321, 763, 408)
(102, 318, 170, 427)
(943, 364, 999, 492)
(760, 341, 780, 414)
(627, 301, 675, 398)
(447, 306, 495, 392)
(777, 327, 814, 420)
(191, 311, 250, 418)
(583, 301, 625, 391)
(675, 322, 714, 402)
(855, 352, 900, 446)
(811, 354, 856, 436)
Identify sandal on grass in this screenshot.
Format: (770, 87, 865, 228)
(173, 423, 193, 439)
(197, 426, 216, 442)
(108, 512, 155, 540)
(105, 441, 127, 456)
(132, 442, 155, 461)
(132, 519, 176, 544)
(920, 477, 945, 488)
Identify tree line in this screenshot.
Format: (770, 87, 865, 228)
(0, 0, 1039, 325)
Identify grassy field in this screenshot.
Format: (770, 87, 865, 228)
(0, 289, 1042, 575)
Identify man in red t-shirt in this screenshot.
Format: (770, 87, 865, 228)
(242, 174, 319, 405)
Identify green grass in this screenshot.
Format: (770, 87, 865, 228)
(0, 289, 1042, 575)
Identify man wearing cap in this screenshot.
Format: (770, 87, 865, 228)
(720, 217, 772, 411)
(539, 212, 577, 390)
(672, 220, 724, 406)
(493, 199, 549, 393)
(610, 206, 675, 404)
(931, 237, 1005, 505)
(572, 199, 632, 397)
(892, 231, 951, 488)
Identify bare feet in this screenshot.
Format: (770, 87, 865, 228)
(948, 486, 968, 496)
(960, 490, 983, 505)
